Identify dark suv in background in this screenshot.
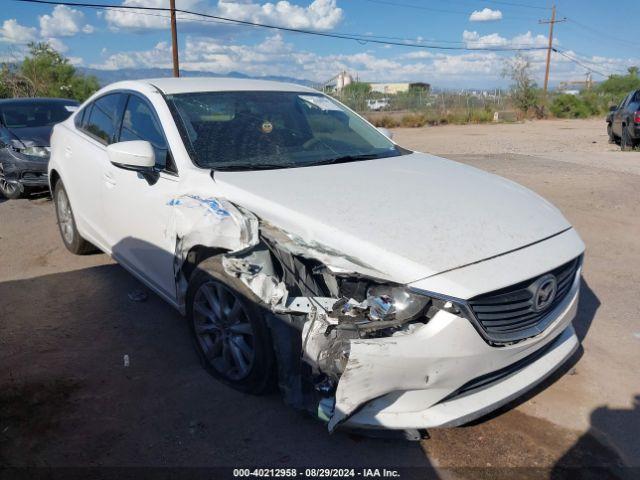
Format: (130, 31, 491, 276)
(606, 89, 640, 151)
(0, 97, 78, 199)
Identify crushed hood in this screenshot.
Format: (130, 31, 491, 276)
(214, 152, 571, 285)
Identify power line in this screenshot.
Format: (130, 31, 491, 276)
(13, 0, 549, 52)
(553, 48, 611, 78)
(47, 1, 549, 48)
(564, 17, 640, 50)
(557, 49, 628, 75)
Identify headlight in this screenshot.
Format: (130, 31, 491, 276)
(20, 146, 49, 158)
(366, 285, 431, 322)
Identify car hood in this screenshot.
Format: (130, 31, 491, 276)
(6, 126, 52, 148)
(214, 152, 571, 284)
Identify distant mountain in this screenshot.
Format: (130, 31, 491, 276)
(79, 67, 315, 87)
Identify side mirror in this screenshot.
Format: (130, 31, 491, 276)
(107, 140, 155, 169)
(377, 127, 394, 140)
(609, 105, 618, 112)
(106, 140, 158, 184)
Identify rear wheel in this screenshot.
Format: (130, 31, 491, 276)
(53, 180, 95, 255)
(0, 164, 23, 199)
(607, 123, 618, 144)
(187, 256, 276, 394)
(620, 125, 636, 151)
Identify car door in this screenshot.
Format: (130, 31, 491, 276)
(102, 93, 180, 303)
(64, 93, 127, 247)
(613, 93, 632, 136)
(626, 90, 640, 126)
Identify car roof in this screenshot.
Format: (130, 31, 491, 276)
(136, 77, 317, 95)
(0, 97, 79, 105)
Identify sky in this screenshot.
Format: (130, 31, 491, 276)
(1, 0, 639, 89)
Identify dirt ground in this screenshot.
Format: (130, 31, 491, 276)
(1, 118, 639, 478)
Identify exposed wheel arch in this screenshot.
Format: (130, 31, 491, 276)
(49, 169, 61, 192)
(180, 245, 230, 283)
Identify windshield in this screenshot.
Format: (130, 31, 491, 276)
(0, 101, 78, 128)
(166, 91, 407, 170)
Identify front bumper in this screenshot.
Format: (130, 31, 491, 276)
(1, 153, 49, 187)
(331, 269, 581, 431)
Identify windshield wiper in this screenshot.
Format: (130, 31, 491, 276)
(305, 153, 381, 167)
(212, 154, 382, 172)
(213, 163, 294, 172)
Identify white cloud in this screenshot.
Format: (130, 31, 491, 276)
(0, 19, 37, 44)
(103, 0, 196, 30)
(88, 31, 640, 88)
(45, 37, 68, 53)
(39, 5, 93, 38)
(469, 8, 502, 22)
(402, 51, 434, 60)
(463, 30, 548, 49)
(216, 0, 343, 30)
(103, 0, 342, 31)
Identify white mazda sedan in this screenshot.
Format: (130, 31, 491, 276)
(49, 78, 584, 437)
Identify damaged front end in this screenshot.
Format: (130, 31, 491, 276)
(168, 193, 464, 436)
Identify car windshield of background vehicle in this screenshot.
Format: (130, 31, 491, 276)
(0, 102, 77, 129)
(166, 91, 408, 171)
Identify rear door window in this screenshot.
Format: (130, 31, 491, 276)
(82, 93, 125, 145)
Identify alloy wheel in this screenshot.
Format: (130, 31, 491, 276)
(0, 164, 18, 196)
(56, 188, 75, 244)
(192, 281, 255, 381)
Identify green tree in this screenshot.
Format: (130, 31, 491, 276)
(502, 54, 542, 116)
(595, 66, 640, 102)
(338, 82, 372, 111)
(10, 42, 99, 101)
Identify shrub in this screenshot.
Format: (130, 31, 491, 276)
(550, 94, 598, 118)
(369, 115, 399, 128)
(399, 113, 428, 127)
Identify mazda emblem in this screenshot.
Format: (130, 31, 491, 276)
(533, 274, 558, 312)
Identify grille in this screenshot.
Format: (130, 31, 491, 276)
(468, 256, 581, 343)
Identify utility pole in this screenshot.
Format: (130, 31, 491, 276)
(539, 5, 566, 93)
(170, 0, 180, 77)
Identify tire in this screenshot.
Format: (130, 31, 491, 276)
(53, 180, 95, 255)
(0, 164, 23, 199)
(607, 123, 618, 144)
(620, 125, 636, 151)
(186, 256, 276, 395)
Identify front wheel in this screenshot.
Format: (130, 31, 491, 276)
(187, 256, 276, 394)
(53, 180, 95, 255)
(0, 164, 23, 199)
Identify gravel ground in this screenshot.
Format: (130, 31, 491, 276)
(1, 119, 639, 478)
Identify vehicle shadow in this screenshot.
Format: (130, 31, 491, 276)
(0, 262, 434, 471)
(550, 396, 640, 478)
